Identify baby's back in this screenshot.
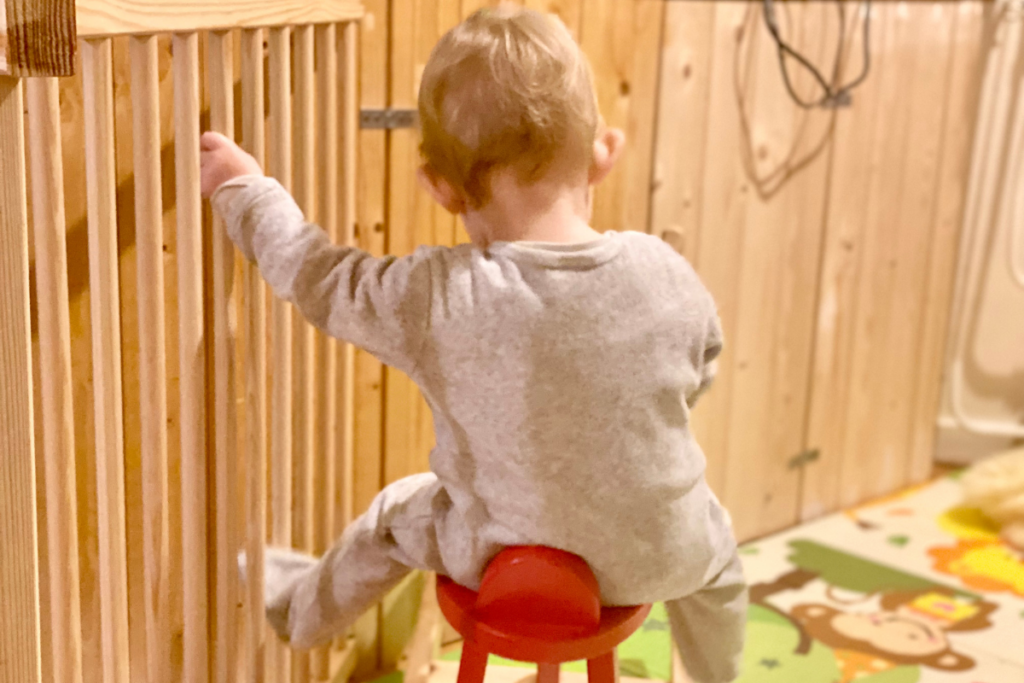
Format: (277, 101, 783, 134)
(413, 231, 736, 604)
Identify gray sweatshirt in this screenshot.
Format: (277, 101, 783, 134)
(213, 176, 737, 605)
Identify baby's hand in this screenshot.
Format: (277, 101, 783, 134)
(200, 131, 264, 198)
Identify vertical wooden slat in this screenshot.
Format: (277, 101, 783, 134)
(241, 26, 268, 683)
(172, 30, 209, 683)
(82, 36, 131, 683)
(290, 24, 316, 683)
(208, 28, 240, 683)
(129, 33, 170, 683)
(0, 74, 42, 683)
(312, 21, 339, 683)
(26, 75, 85, 683)
(338, 18, 358, 545)
(267, 23, 293, 683)
(352, 0, 388, 674)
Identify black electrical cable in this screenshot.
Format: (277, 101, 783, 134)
(762, 0, 872, 109)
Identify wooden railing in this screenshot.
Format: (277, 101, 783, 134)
(0, 1, 363, 682)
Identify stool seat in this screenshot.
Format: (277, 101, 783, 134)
(437, 576, 651, 664)
(436, 547, 651, 683)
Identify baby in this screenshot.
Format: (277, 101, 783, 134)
(201, 7, 746, 683)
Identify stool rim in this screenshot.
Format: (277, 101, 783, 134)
(437, 575, 652, 665)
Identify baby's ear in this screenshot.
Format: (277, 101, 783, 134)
(418, 165, 466, 215)
(589, 128, 626, 186)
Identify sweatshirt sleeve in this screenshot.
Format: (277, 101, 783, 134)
(212, 175, 432, 373)
(687, 308, 723, 410)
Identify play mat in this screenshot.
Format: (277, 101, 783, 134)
(416, 472, 1024, 683)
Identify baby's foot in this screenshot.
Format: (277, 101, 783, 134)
(237, 547, 319, 642)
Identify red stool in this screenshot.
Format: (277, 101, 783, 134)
(437, 547, 651, 683)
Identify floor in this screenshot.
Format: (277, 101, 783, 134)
(411, 471, 1024, 683)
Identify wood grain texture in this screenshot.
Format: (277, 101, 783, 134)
(311, 22, 339, 682)
(75, 0, 362, 37)
(129, 33, 171, 683)
(267, 24, 293, 683)
(352, 2, 389, 676)
(82, 36, 131, 683)
(172, 31, 209, 683)
(0, 74, 42, 683)
(241, 26, 268, 683)
(208, 30, 240, 683)
(649, 1, 716, 262)
(580, 0, 663, 235)
(26, 75, 85, 683)
(4, 0, 75, 75)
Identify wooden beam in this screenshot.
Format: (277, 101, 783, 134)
(128, 33, 171, 683)
(241, 26, 268, 683)
(27, 76, 85, 683)
(75, 0, 362, 38)
(82, 35, 131, 683)
(172, 31, 209, 683)
(4, 0, 75, 75)
(0, 74, 42, 683)
(267, 24, 294, 683)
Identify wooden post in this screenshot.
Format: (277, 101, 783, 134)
(208, 28, 240, 683)
(291, 24, 316, 683)
(312, 21, 339, 681)
(129, 33, 171, 683)
(267, 23, 294, 683)
(173, 31, 209, 683)
(82, 36, 131, 683)
(0, 74, 42, 683)
(3, 0, 76, 76)
(26, 75, 84, 683)
(241, 26, 268, 683)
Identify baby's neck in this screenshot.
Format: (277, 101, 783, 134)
(463, 172, 602, 248)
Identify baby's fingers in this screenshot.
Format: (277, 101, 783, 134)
(201, 130, 232, 151)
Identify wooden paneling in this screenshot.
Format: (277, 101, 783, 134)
(650, 2, 986, 538)
(3, 0, 76, 75)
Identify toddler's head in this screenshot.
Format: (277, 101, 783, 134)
(418, 6, 616, 213)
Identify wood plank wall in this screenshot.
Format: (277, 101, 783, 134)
(650, 1, 987, 542)
(23, 1, 990, 682)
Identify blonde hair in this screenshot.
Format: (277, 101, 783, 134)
(418, 6, 599, 207)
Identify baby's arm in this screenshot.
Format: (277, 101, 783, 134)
(687, 310, 723, 410)
(202, 132, 432, 372)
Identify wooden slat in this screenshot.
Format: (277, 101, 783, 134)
(0, 74, 42, 683)
(26, 75, 85, 683)
(129, 33, 170, 683)
(241, 26, 268, 683)
(75, 0, 363, 38)
(338, 19, 358, 534)
(290, 24, 315, 683)
(267, 24, 293, 683)
(650, 1, 716, 262)
(352, 0, 388, 675)
(3, 0, 75, 75)
(312, 22, 338, 681)
(82, 36, 131, 683)
(172, 30, 209, 683)
(208, 28, 240, 683)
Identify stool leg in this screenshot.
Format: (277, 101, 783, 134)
(457, 642, 489, 683)
(537, 663, 560, 683)
(587, 651, 618, 683)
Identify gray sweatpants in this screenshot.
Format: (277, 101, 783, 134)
(254, 475, 748, 683)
